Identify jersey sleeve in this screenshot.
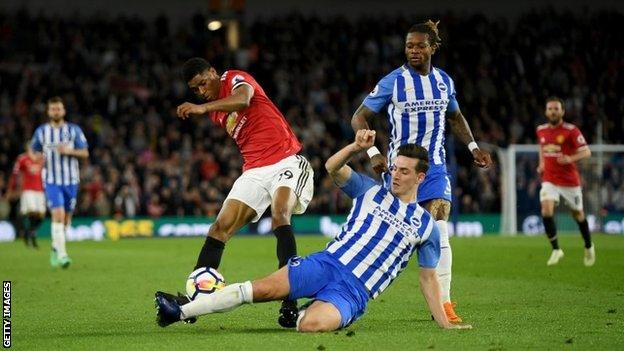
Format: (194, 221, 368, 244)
(31, 127, 43, 152)
(445, 77, 459, 116)
(227, 71, 256, 97)
(362, 73, 395, 113)
(339, 171, 377, 199)
(416, 222, 441, 268)
(570, 127, 588, 150)
(73, 125, 88, 149)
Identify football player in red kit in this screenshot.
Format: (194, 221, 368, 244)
(536, 97, 594, 267)
(171, 58, 314, 328)
(7, 142, 45, 248)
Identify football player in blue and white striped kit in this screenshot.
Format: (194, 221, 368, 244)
(351, 20, 492, 323)
(155, 129, 471, 331)
(31, 97, 89, 268)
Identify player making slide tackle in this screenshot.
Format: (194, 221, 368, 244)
(155, 130, 472, 331)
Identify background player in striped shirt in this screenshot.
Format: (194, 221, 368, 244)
(173, 58, 314, 328)
(155, 130, 471, 331)
(351, 20, 492, 322)
(537, 97, 594, 266)
(31, 96, 89, 268)
(6, 142, 45, 248)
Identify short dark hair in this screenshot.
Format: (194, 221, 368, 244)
(408, 20, 442, 49)
(546, 96, 565, 109)
(397, 144, 429, 174)
(182, 58, 211, 82)
(47, 96, 64, 106)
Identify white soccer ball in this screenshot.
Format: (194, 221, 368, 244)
(185, 267, 226, 300)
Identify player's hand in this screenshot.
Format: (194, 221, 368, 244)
(57, 144, 73, 156)
(472, 148, 492, 169)
(354, 129, 376, 151)
(537, 164, 544, 175)
(557, 155, 572, 165)
(371, 154, 388, 174)
(177, 102, 208, 119)
(446, 323, 473, 330)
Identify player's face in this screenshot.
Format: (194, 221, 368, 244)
(47, 102, 66, 122)
(188, 68, 221, 101)
(545, 101, 564, 125)
(390, 156, 426, 198)
(405, 32, 434, 70)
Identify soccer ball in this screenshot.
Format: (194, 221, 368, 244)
(185, 267, 226, 300)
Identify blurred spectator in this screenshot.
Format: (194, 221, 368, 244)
(0, 9, 623, 217)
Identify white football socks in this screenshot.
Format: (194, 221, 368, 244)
(51, 222, 67, 258)
(180, 281, 253, 319)
(435, 220, 452, 303)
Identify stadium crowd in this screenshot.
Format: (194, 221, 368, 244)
(1, 8, 623, 218)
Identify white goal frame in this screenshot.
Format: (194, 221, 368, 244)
(499, 144, 624, 235)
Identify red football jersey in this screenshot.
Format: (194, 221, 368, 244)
(209, 70, 301, 172)
(536, 122, 588, 186)
(8, 153, 44, 192)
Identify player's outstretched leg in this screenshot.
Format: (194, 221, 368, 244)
(155, 267, 288, 328)
(271, 187, 300, 328)
(194, 199, 256, 269)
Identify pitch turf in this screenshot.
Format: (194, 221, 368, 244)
(1, 234, 623, 350)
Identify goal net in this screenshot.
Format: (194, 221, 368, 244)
(500, 144, 624, 235)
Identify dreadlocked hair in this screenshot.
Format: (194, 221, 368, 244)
(408, 20, 442, 49)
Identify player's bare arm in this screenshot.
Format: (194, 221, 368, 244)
(419, 268, 471, 329)
(557, 146, 591, 165)
(177, 85, 253, 119)
(351, 104, 388, 174)
(58, 146, 89, 159)
(447, 109, 492, 168)
(325, 129, 376, 186)
(537, 147, 545, 174)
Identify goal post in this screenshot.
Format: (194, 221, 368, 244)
(499, 144, 624, 235)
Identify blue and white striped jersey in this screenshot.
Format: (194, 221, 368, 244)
(31, 122, 88, 185)
(363, 64, 459, 168)
(325, 171, 440, 299)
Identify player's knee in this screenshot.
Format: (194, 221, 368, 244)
(541, 207, 554, 217)
(572, 210, 585, 222)
(271, 207, 292, 227)
(297, 315, 334, 333)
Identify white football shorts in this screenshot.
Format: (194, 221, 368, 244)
(20, 190, 46, 215)
(539, 182, 583, 211)
(225, 155, 314, 222)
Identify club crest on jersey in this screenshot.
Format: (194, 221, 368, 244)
(409, 215, 422, 229)
(437, 81, 447, 92)
(556, 135, 565, 144)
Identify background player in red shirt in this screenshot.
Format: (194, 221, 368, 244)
(536, 97, 594, 266)
(172, 58, 314, 328)
(6, 142, 45, 248)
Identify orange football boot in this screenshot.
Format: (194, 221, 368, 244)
(443, 301, 463, 323)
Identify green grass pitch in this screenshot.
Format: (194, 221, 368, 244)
(1, 235, 623, 350)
